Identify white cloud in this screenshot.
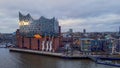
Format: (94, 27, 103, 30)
(59, 14, 120, 32)
(0, 0, 120, 32)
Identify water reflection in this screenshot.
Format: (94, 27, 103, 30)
(0, 48, 119, 68)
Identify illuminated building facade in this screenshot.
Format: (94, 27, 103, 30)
(16, 12, 61, 52)
(19, 12, 59, 37)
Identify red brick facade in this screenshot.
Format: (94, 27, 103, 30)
(24, 37, 30, 49)
(16, 29, 61, 52)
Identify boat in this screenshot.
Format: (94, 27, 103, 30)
(97, 57, 120, 60)
(96, 59, 120, 67)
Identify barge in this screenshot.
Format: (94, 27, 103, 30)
(96, 59, 120, 67)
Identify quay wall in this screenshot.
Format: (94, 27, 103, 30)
(9, 48, 89, 59)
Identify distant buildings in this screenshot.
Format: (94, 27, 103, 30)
(0, 33, 15, 44)
(69, 29, 73, 33)
(83, 29, 86, 34)
(62, 30, 120, 54)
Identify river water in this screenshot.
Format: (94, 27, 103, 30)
(0, 48, 119, 68)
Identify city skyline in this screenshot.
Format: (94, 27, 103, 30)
(0, 0, 120, 33)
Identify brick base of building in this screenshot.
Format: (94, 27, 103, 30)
(16, 35, 61, 52)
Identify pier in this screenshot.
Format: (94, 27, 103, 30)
(9, 48, 88, 59)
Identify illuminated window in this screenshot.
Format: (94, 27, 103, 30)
(19, 21, 29, 26)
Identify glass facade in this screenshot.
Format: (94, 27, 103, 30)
(19, 12, 59, 37)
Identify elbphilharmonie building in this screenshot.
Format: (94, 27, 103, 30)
(19, 12, 59, 37)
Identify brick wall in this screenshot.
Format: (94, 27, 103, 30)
(31, 38, 38, 50)
(16, 33, 61, 52)
(24, 37, 30, 49)
(53, 38, 60, 52)
(18, 36, 23, 48)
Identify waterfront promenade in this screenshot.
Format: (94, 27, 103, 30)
(9, 47, 120, 60)
(9, 48, 88, 59)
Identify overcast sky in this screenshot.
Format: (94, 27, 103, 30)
(0, 0, 120, 33)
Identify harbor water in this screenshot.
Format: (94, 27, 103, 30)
(0, 48, 119, 68)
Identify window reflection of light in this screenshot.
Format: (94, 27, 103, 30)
(19, 21, 29, 26)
